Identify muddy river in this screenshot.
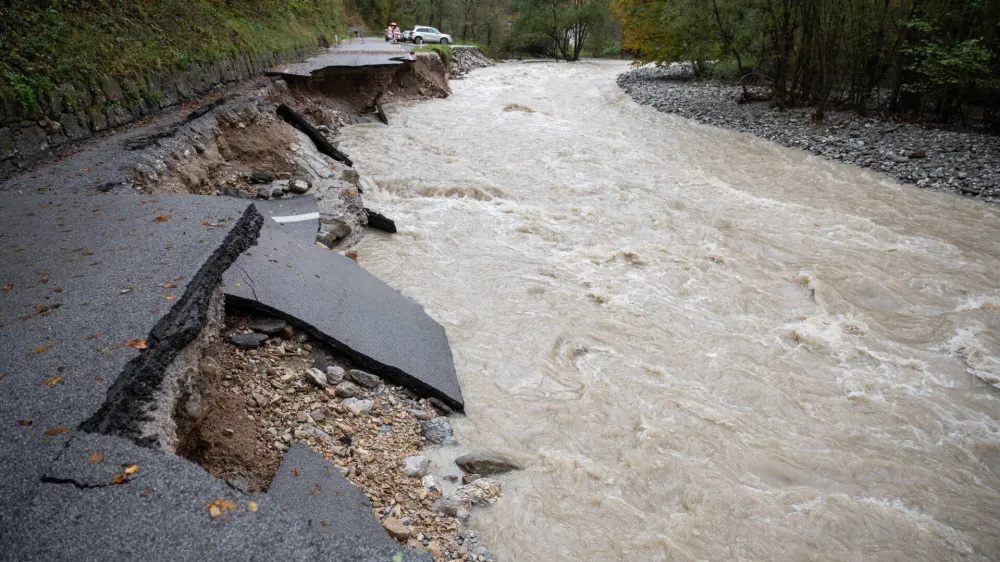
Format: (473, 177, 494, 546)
(340, 60, 1000, 561)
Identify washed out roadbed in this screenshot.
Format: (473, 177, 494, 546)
(186, 311, 493, 561)
(618, 65, 1000, 201)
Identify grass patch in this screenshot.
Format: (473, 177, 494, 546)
(0, 0, 347, 118)
(413, 45, 453, 70)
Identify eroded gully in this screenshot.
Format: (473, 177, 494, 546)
(340, 60, 1000, 561)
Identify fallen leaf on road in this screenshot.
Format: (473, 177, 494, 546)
(124, 464, 138, 475)
(205, 498, 237, 519)
(45, 376, 62, 386)
(35, 305, 49, 314)
(39, 277, 49, 284)
(163, 295, 176, 300)
(124, 339, 148, 349)
(88, 451, 105, 464)
(159, 283, 177, 289)
(33, 344, 55, 354)
(140, 488, 154, 497)
(17, 420, 32, 426)
(1, 284, 12, 292)
(43, 427, 68, 435)
(200, 221, 222, 227)
(247, 501, 258, 513)
(153, 214, 169, 222)
(291, 468, 300, 477)
(94, 376, 104, 382)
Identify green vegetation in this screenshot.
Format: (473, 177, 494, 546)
(612, 0, 1000, 125)
(413, 44, 454, 69)
(0, 0, 347, 117)
(349, 0, 620, 60)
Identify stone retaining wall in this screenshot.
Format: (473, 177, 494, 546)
(0, 46, 317, 180)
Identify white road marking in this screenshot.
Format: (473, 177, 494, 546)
(271, 212, 320, 224)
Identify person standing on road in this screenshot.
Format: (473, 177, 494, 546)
(386, 22, 400, 44)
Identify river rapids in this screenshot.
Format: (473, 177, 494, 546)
(340, 60, 1000, 561)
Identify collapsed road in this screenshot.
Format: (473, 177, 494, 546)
(0, 39, 486, 561)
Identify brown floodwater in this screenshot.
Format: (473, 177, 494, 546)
(341, 60, 1000, 561)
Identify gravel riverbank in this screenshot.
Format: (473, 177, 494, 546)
(618, 65, 1000, 201)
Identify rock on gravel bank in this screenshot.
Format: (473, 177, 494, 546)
(617, 65, 1000, 201)
(450, 47, 493, 80)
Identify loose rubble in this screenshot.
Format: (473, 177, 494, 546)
(617, 65, 1000, 200)
(449, 46, 493, 80)
(184, 311, 504, 561)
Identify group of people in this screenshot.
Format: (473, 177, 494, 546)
(386, 22, 402, 43)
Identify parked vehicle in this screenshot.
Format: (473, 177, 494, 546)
(401, 29, 414, 42)
(410, 26, 452, 45)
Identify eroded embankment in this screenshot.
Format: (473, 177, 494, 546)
(107, 47, 501, 561)
(1, 42, 498, 562)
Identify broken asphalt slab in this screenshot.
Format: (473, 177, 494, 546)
(0, 192, 426, 560)
(250, 194, 320, 243)
(267, 444, 397, 548)
(268, 42, 415, 78)
(1, 432, 428, 562)
(224, 226, 464, 411)
(0, 192, 260, 508)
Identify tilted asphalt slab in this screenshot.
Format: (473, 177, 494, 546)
(266, 443, 398, 548)
(224, 226, 465, 411)
(0, 192, 425, 560)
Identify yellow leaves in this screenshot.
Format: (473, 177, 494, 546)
(153, 214, 170, 222)
(113, 464, 139, 485)
(247, 501, 258, 513)
(205, 498, 237, 519)
(43, 427, 68, 435)
(33, 344, 55, 354)
(124, 339, 148, 350)
(45, 376, 63, 386)
(163, 295, 177, 300)
(87, 451, 105, 464)
(1, 284, 13, 292)
(159, 283, 177, 289)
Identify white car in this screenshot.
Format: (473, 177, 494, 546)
(411, 26, 452, 45)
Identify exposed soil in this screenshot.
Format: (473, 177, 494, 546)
(174, 307, 475, 559)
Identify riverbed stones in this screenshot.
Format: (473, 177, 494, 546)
(289, 177, 311, 194)
(343, 397, 374, 415)
(230, 332, 269, 349)
(249, 317, 287, 335)
(348, 368, 381, 388)
(382, 517, 410, 540)
(326, 365, 346, 383)
(336, 381, 360, 398)
(453, 478, 503, 506)
(402, 455, 430, 477)
(617, 66, 1000, 200)
(301, 367, 326, 387)
(455, 453, 522, 475)
(420, 417, 455, 446)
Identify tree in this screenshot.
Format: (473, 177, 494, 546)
(611, 0, 1000, 123)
